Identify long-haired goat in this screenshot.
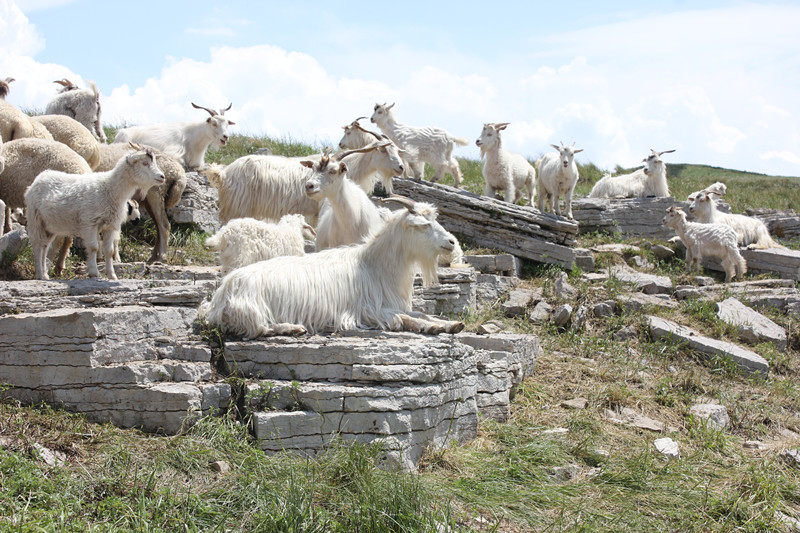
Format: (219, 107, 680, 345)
(25, 144, 165, 280)
(688, 189, 784, 249)
(662, 205, 746, 282)
(114, 102, 235, 170)
(46, 78, 107, 143)
(302, 153, 388, 251)
(589, 149, 675, 199)
(205, 214, 315, 276)
(199, 195, 464, 338)
(535, 142, 582, 219)
(476, 122, 535, 205)
(370, 102, 468, 186)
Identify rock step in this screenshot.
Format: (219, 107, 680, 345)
(647, 315, 769, 375)
(702, 247, 800, 281)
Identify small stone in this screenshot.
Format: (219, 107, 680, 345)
(668, 366, 678, 373)
(780, 449, 800, 469)
(550, 463, 581, 481)
(552, 304, 573, 328)
(561, 398, 589, 410)
(31, 443, 66, 467)
(743, 440, 767, 450)
(528, 301, 553, 325)
(592, 301, 616, 318)
(502, 288, 541, 318)
(554, 272, 578, 299)
(210, 460, 231, 473)
(694, 276, 715, 287)
(629, 255, 654, 269)
(541, 428, 569, 435)
(652, 245, 674, 260)
(654, 437, 680, 459)
(571, 305, 588, 330)
(613, 325, 638, 341)
(477, 322, 503, 335)
(690, 403, 730, 430)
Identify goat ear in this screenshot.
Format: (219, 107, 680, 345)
(550, 144, 559, 150)
(338, 162, 348, 174)
(206, 117, 212, 124)
(227, 120, 236, 125)
(300, 160, 314, 169)
(574, 148, 584, 154)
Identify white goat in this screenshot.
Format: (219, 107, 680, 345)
(688, 190, 784, 249)
(30, 114, 101, 170)
(199, 195, 464, 338)
(336, 120, 405, 194)
(25, 144, 165, 280)
(370, 102, 468, 186)
(589, 149, 675, 199)
(687, 181, 727, 203)
(535, 142, 582, 219)
(302, 153, 388, 251)
(45, 78, 106, 143)
(476, 122, 535, 205)
(662, 205, 746, 282)
(0, 77, 14, 100)
(207, 143, 396, 225)
(338, 117, 376, 150)
(205, 214, 315, 276)
(114, 102, 235, 171)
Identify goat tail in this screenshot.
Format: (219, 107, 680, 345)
(203, 163, 225, 189)
(453, 137, 470, 147)
(204, 232, 222, 250)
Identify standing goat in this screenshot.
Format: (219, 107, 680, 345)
(662, 205, 746, 282)
(476, 122, 535, 205)
(535, 142, 583, 219)
(199, 195, 464, 338)
(25, 144, 165, 280)
(46, 78, 106, 143)
(114, 103, 235, 170)
(589, 149, 675, 199)
(205, 214, 315, 276)
(370, 102, 468, 186)
(302, 153, 389, 251)
(688, 189, 784, 249)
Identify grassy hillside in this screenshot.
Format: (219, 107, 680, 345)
(2, 132, 800, 531)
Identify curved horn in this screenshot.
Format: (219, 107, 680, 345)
(349, 116, 367, 126)
(220, 103, 232, 115)
(332, 143, 386, 161)
(4, 77, 14, 84)
(352, 121, 383, 141)
(191, 102, 217, 116)
(380, 195, 416, 212)
(658, 149, 676, 156)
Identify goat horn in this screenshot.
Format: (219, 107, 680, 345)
(352, 121, 382, 141)
(350, 116, 367, 125)
(332, 143, 382, 161)
(5, 77, 14, 84)
(220, 103, 232, 115)
(658, 149, 676, 156)
(191, 102, 217, 116)
(302, 222, 316, 236)
(53, 79, 72, 87)
(380, 195, 416, 212)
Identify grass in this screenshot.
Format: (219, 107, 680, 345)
(3, 131, 800, 531)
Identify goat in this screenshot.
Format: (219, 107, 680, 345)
(205, 214, 315, 276)
(662, 205, 746, 282)
(97, 143, 188, 262)
(476, 122, 535, 205)
(589, 149, 675, 199)
(113, 102, 235, 171)
(25, 144, 165, 280)
(199, 195, 464, 338)
(301, 153, 388, 251)
(338, 117, 375, 150)
(688, 190, 784, 249)
(687, 181, 727, 203)
(370, 102, 468, 186)
(45, 78, 107, 143)
(30, 114, 101, 170)
(535, 142, 582, 219)
(0, 77, 14, 99)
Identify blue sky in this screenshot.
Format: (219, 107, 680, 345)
(2, 0, 800, 177)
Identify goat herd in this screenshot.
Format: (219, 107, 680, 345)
(0, 77, 786, 337)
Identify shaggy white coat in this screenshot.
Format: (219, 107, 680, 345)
(589, 149, 674, 199)
(662, 206, 746, 282)
(688, 191, 783, 249)
(114, 106, 234, 170)
(45, 81, 106, 143)
(535, 143, 582, 219)
(370, 103, 468, 185)
(337, 139, 404, 195)
(476, 123, 535, 205)
(199, 201, 460, 338)
(303, 157, 388, 251)
(205, 156, 321, 225)
(205, 214, 311, 276)
(31, 114, 101, 170)
(25, 147, 165, 280)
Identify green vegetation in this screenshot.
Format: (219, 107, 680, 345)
(2, 132, 800, 531)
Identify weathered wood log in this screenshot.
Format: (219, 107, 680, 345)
(392, 178, 580, 268)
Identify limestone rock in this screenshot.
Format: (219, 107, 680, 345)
(652, 245, 674, 260)
(593, 301, 617, 317)
(167, 171, 220, 233)
(690, 403, 730, 430)
(552, 304, 573, 328)
(476, 274, 521, 306)
(604, 407, 668, 432)
(608, 264, 672, 295)
(561, 398, 588, 410)
(477, 322, 503, 335)
(654, 437, 680, 458)
(716, 297, 787, 350)
(529, 301, 553, 325)
(554, 272, 577, 299)
(571, 305, 588, 330)
(648, 315, 769, 375)
(464, 254, 520, 276)
(502, 287, 541, 317)
(0, 226, 28, 258)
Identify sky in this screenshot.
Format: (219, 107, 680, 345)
(1, 0, 799, 177)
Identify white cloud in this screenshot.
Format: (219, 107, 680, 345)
(760, 150, 800, 167)
(0, 0, 44, 56)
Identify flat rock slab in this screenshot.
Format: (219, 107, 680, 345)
(572, 196, 680, 239)
(393, 178, 580, 268)
(702, 247, 800, 281)
(716, 297, 787, 350)
(464, 254, 521, 276)
(674, 280, 800, 316)
(607, 265, 673, 295)
(604, 407, 670, 432)
(647, 315, 769, 375)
